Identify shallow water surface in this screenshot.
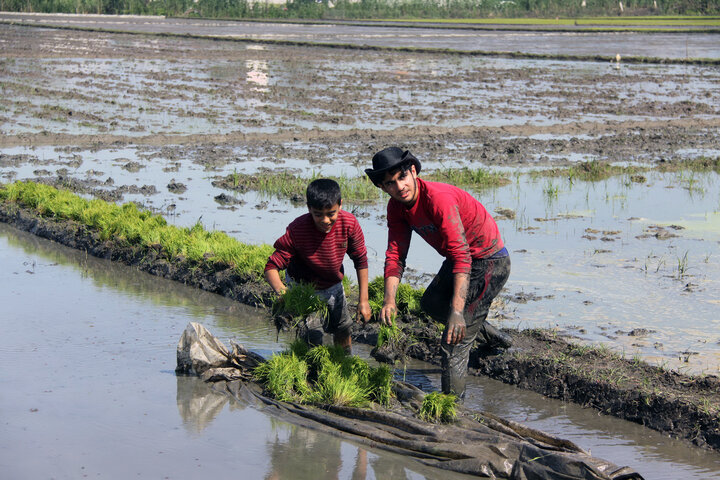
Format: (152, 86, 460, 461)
(1, 224, 719, 479)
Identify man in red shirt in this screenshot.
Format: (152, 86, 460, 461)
(265, 179, 371, 354)
(366, 147, 511, 398)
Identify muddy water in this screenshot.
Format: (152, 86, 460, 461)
(1, 13, 719, 59)
(0, 223, 466, 480)
(1, 223, 719, 479)
(2, 143, 718, 374)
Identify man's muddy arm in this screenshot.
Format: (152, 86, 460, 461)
(445, 272, 469, 344)
(380, 275, 400, 325)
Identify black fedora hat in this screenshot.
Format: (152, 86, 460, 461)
(365, 147, 421, 184)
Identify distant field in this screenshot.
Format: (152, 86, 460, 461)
(392, 16, 720, 28)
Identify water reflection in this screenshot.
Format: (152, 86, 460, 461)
(176, 374, 234, 434)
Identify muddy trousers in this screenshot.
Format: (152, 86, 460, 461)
(419, 255, 511, 398)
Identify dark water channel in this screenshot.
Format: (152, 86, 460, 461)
(1, 13, 719, 60)
(2, 223, 720, 479)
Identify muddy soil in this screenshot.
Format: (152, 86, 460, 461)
(2, 200, 718, 453)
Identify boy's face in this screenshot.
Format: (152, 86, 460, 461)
(379, 164, 418, 206)
(309, 202, 341, 233)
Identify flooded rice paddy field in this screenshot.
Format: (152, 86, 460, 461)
(1, 25, 719, 374)
(2, 223, 720, 479)
(1, 22, 720, 477)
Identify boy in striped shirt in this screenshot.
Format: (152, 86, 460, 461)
(264, 179, 371, 354)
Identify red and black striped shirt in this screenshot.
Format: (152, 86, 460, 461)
(265, 210, 368, 290)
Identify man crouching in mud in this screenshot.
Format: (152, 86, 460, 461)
(366, 147, 511, 399)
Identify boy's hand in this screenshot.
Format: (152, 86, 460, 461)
(444, 310, 466, 345)
(356, 300, 372, 323)
(380, 303, 397, 326)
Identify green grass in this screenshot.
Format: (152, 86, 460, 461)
(253, 341, 394, 407)
(529, 157, 720, 183)
(425, 167, 511, 189)
(272, 281, 329, 320)
(391, 16, 720, 27)
(217, 167, 510, 205)
(368, 276, 425, 317)
(418, 391, 458, 423)
(216, 171, 381, 204)
(0, 181, 273, 278)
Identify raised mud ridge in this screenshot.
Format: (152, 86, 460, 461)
(1, 201, 718, 452)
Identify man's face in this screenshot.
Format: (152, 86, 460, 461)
(308, 202, 341, 233)
(379, 164, 418, 206)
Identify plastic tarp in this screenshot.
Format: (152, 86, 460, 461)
(176, 322, 644, 480)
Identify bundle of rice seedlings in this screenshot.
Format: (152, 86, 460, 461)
(253, 352, 311, 403)
(376, 323, 402, 349)
(419, 392, 457, 423)
(254, 341, 394, 408)
(273, 282, 328, 321)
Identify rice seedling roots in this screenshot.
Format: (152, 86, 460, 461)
(2, 199, 719, 453)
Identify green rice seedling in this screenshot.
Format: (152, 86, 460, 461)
(253, 352, 312, 403)
(0, 181, 274, 280)
(396, 283, 425, 314)
(419, 392, 458, 423)
(287, 338, 311, 359)
(340, 355, 371, 384)
(312, 361, 369, 407)
(367, 364, 393, 406)
(272, 282, 328, 320)
(368, 275, 425, 316)
(425, 167, 510, 189)
(377, 322, 402, 348)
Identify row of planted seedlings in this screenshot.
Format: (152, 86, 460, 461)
(0, 180, 456, 422)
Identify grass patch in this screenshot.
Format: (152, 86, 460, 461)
(215, 171, 381, 204)
(368, 275, 425, 317)
(253, 340, 394, 407)
(529, 157, 720, 182)
(0, 181, 273, 278)
(418, 391, 458, 423)
(425, 167, 511, 188)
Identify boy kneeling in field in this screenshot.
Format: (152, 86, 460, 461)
(264, 179, 371, 354)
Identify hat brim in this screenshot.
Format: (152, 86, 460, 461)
(365, 157, 421, 184)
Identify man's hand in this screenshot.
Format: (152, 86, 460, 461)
(444, 310, 466, 345)
(356, 300, 372, 323)
(380, 303, 397, 326)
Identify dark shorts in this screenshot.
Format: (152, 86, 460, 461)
(288, 278, 352, 345)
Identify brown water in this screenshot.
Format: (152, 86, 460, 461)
(1, 223, 720, 479)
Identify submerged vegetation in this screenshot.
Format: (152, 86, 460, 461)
(0, 181, 274, 278)
(419, 391, 458, 423)
(530, 157, 720, 182)
(253, 340, 394, 406)
(215, 171, 381, 204)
